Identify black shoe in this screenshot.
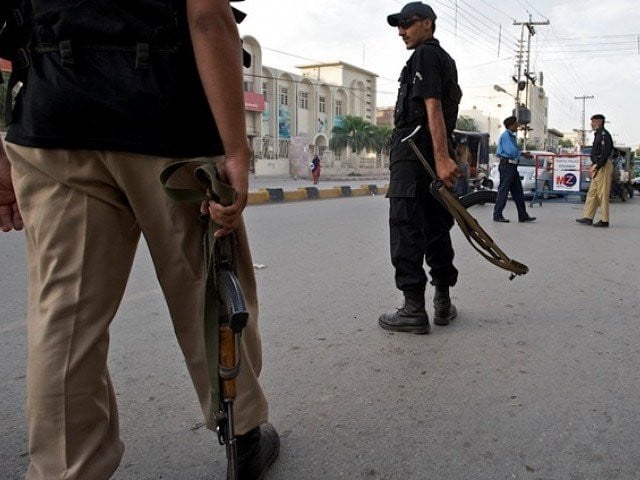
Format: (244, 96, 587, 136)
(593, 220, 609, 228)
(378, 308, 430, 334)
(493, 217, 510, 223)
(519, 216, 536, 223)
(576, 217, 593, 225)
(237, 423, 280, 480)
(433, 287, 457, 326)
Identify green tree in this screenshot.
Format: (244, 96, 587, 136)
(456, 115, 479, 132)
(330, 115, 377, 154)
(371, 125, 393, 154)
(559, 139, 574, 148)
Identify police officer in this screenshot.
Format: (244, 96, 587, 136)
(378, 2, 461, 335)
(576, 114, 614, 227)
(492, 116, 536, 223)
(1, 1, 278, 478)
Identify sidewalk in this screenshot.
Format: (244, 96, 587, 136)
(248, 173, 390, 204)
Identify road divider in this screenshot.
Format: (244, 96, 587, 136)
(247, 184, 388, 205)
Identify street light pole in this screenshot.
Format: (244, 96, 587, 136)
(574, 95, 594, 147)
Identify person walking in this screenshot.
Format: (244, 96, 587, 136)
(378, 2, 461, 335)
(311, 154, 321, 184)
(493, 116, 536, 223)
(576, 114, 614, 227)
(0, 1, 278, 479)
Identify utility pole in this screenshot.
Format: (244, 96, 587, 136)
(512, 16, 549, 150)
(574, 95, 594, 147)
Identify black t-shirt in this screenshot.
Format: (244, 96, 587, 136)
(409, 39, 461, 135)
(6, 2, 224, 158)
(390, 38, 461, 165)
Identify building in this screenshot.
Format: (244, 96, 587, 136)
(525, 84, 549, 150)
(242, 36, 378, 177)
(545, 128, 564, 153)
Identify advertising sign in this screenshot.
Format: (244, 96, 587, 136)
(553, 156, 581, 192)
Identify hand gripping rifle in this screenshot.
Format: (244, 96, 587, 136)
(159, 160, 248, 480)
(402, 125, 529, 280)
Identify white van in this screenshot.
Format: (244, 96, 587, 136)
(489, 151, 554, 197)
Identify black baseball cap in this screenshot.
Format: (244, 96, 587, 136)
(387, 2, 437, 27)
(590, 114, 605, 121)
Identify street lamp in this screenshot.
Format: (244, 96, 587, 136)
(493, 84, 513, 97)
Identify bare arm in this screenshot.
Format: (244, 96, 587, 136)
(424, 98, 459, 188)
(0, 139, 23, 232)
(187, 0, 249, 236)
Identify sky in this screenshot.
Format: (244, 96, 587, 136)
(238, 0, 640, 148)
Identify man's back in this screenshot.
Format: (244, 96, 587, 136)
(6, 0, 222, 157)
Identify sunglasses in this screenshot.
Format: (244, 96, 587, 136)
(397, 16, 425, 29)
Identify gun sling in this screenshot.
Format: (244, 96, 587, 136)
(159, 159, 246, 432)
(401, 126, 529, 279)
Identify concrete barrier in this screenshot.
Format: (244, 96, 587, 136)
(248, 191, 270, 205)
(246, 183, 388, 205)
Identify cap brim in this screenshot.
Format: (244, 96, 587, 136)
(387, 14, 401, 26)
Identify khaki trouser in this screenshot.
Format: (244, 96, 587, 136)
(6, 144, 268, 480)
(583, 159, 613, 222)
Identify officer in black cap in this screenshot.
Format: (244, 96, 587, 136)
(576, 113, 614, 227)
(378, 2, 461, 335)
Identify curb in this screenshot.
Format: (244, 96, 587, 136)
(247, 184, 388, 205)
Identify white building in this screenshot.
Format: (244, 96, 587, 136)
(242, 36, 378, 177)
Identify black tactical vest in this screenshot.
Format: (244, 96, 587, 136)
(3, 1, 247, 157)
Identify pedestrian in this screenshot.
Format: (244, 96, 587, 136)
(311, 154, 321, 184)
(492, 116, 536, 223)
(0, 1, 278, 479)
(576, 114, 614, 227)
(453, 137, 470, 197)
(378, 2, 461, 335)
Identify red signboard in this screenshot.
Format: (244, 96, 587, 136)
(244, 91, 265, 112)
(0, 59, 12, 73)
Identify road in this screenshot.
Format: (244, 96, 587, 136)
(1, 195, 640, 479)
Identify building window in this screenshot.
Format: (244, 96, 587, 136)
(319, 96, 326, 113)
(335, 100, 343, 116)
(243, 80, 253, 93)
(262, 82, 268, 101)
(279, 87, 288, 106)
(299, 92, 309, 110)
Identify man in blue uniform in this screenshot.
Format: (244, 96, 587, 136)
(493, 115, 536, 223)
(378, 2, 461, 335)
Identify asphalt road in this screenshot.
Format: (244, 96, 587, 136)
(1, 194, 639, 479)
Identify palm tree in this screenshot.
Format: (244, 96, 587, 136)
(371, 125, 393, 155)
(329, 115, 376, 155)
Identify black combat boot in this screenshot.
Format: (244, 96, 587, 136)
(378, 291, 430, 334)
(237, 422, 280, 480)
(433, 285, 457, 326)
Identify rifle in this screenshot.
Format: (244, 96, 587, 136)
(401, 125, 529, 279)
(213, 232, 248, 480)
(159, 160, 248, 480)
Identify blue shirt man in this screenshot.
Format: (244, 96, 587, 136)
(496, 126, 521, 162)
(493, 116, 536, 223)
